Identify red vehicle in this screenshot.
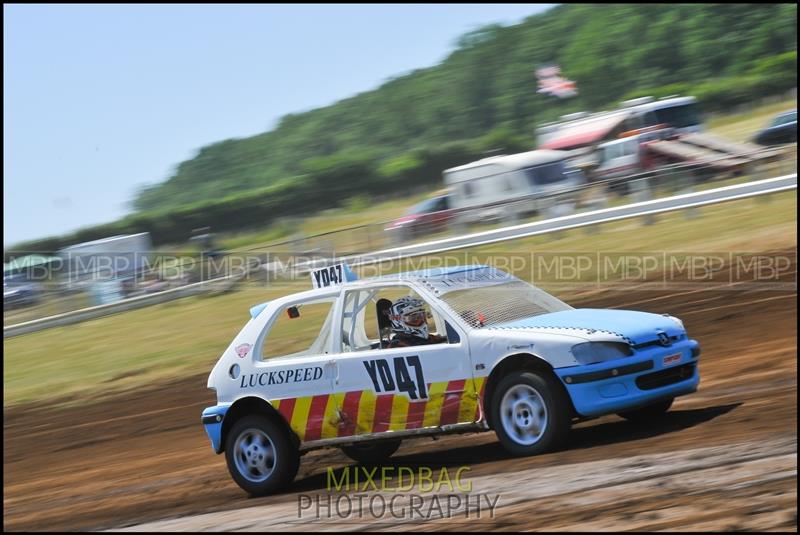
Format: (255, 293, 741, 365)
(384, 193, 454, 242)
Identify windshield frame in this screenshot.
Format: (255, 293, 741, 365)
(429, 273, 573, 330)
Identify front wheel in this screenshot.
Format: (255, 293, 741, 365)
(491, 371, 572, 456)
(341, 439, 401, 465)
(224, 414, 299, 496)
(617, 397, 674, 422)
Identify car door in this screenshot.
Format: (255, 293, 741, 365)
(247, 293, 340, 443)
(327, 284, 479, 440)
(429, 196, 452, 233)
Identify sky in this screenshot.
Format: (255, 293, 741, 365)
(4, 4, 556, 247)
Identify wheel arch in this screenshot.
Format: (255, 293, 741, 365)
(482, 353, 576, 429)
(221, 396, 299, 452)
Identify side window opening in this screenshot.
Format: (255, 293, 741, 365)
(341, 286, 456, 352)
(341, 289, 376, 352)
(261, 298, 336, 360)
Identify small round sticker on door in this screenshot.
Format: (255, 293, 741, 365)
(235, 343, 252, 358)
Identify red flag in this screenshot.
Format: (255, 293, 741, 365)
(536, 64, 578, 98)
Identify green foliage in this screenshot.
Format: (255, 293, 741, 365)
(619, 51, 797, 115)
(748, 50, 797, 91)
(344, 195, 371, 214)
(620, 83, 694, 104)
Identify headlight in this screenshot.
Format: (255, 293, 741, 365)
(570, 342, 633, 365)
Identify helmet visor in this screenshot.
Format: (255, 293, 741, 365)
(402, 310, 427, 327)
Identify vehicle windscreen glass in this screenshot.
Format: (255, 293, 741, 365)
(653, 103, 700, 129)
(407, 197, 438, 215)
(524, 161, 567, 186)
(771, 111, 796, 127)
(439, 280, 572, 328)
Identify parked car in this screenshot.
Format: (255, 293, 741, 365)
(203, 263, 701, 496)
(3, 278, 42, 309)
(752, 110, 797, 146)
(384, 193, 454, 242)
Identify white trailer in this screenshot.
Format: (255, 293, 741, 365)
(59, 232, 152, 283)
(443, 149, 585, 222)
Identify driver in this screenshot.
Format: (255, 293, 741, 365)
(386, 296, 447, 348)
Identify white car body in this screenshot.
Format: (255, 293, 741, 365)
(203, 265, 700, 463)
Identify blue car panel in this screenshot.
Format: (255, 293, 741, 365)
(555, 339, 700, 417)
(201, 405, 230, 453)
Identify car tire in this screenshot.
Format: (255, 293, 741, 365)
(224, 414, 299, 496)
(617, 397, 674, 422)
(341, 439, 402, 465)
(491, 371, 572, 457)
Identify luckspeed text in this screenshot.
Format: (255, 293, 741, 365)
(297, 466, 501, 520)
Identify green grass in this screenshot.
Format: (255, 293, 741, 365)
(4, 291, 93, 325)
(368, 192, 797, 287)
(705, 97, 797, 143)
(218, 190, 439, 252)
(2, 283, 309, 407)
(3, 191, 795, 408)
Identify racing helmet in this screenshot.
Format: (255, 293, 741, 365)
(388, 296, 429, 339)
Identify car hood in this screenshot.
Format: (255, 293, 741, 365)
(386, 214, 421, 228)
(489, 308, 684, 345)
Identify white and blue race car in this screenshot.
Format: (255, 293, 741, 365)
(203, 264, 700, 495)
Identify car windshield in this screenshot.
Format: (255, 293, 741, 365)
(524, 161, 568, 186)
(406, 197, 441, 215)
(771, 111, 796, 127)
(437, 278, 572, 328)
(653, 103, 700, 129)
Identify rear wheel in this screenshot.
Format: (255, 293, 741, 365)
(617, 397, 674, 422)
(224, 414, 299, 496)
(341, 439, 401, 465)
(491, 371, 572, 456)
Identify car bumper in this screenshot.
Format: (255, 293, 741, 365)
(555, 339, 700, 417)
(201, 405, 230, 453)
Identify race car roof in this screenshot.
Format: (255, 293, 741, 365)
(359, 264, 516, 295)
(444, 150, 568, 179)
(367, 264, 491, 281)
(248, 265, 514, 317)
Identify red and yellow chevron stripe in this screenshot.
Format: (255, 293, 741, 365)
(270, 377, 486, 442)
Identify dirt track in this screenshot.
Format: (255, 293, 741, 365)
(3, 255, 797, 531)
